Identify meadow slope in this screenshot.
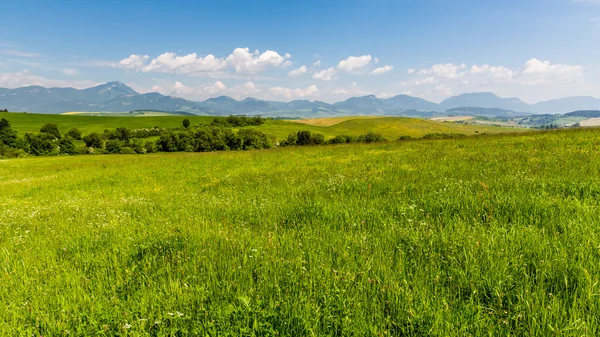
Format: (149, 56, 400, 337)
(1, 128, 599, 335)
(1, 112, 522, 141)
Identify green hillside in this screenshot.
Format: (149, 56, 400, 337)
(1, 112, 523, 141)
(0, 112, 215, 135)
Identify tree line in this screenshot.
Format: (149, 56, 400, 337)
(3, 115, 497, 159)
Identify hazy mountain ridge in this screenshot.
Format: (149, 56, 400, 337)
(1, 82, 600, 117)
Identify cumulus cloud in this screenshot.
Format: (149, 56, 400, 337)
(269, 85, 318, 99)
(151, 80, 260, 100)
(337, 55, 373, 72)
(313, 67, 337, 81)
(408, 68, 415, 74)
(371, 65, 393, 75)
(226, 48, 291, 74)
(312, 60, 321, 67)
(118, 54, 150, 70)
(144, 52, 227, 74)
(288, 65, 308, 77)
(412, 58, 583, 86)
(115, 48, 291, 75)
(418, 63, 467, 79)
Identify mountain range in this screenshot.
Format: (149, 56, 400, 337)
(1, 81, 600, 117)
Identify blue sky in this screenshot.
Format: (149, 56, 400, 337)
(1, 0, 598, 103)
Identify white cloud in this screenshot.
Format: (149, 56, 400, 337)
(517, 58, 583, 85)
(118, 54, 150, 70)
(269, 85, 318, 99)
(115, 48, 291, 75)
(288, 65, 308, 77)
(404, 58, 588, 102)
(418, 63, 467, 79)
(225, 48, 290, 74)
(313, 67, 337, 81)
(312, 60, 321, 67)
(0, 70, 96, 89)
(408, 68, 415, 74)
(333, 89, 348, 95)
(371, 65, 393, 75)
(144, 52, 227, 74)
(62, 68, 78, 76)
(337, 55, 372, 72)
(151, 80, 260, 100)
(412, 58, 583, 86)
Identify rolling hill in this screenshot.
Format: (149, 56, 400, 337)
(0, 111, 523, 141)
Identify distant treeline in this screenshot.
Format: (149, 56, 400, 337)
(0, 115, 509, 159)
(564, 110, 600, 118)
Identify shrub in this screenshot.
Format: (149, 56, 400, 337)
(119, 147, 136, 154)
(280, 133, 298, 147)
(0, 118, 17, 147)
(25, 133, 58, 156)
(105, 140, 122, 154)
(357, 132, 386, 143)
(422, 133, 467, 140)
(329, 135, 355, 144)
(66, 128, 82, 140)
(183, 119, 191, 129)
(83, 133, 103, 148)
(59, 137, 76, 154)
(238, 129, 272, 150)
(144, 141, 156, 153)
(40, 123, 61, 139)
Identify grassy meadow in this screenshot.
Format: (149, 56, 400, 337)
(1, 127, 599, 335)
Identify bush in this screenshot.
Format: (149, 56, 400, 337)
(238, 129, 272, 150)
(144, 141, 156, 153)
(40, 123, 61, 139)
(119, 147, 136, 154)
(59, 137, 76, 154)
(74, 145, 91, 155)
(397, 136, 415, 141)
(357, 132, 386, 143)
(83, 133, 103, 148)
(212, 116, 266, 127)
(66, 128, 82, 140)
(25, 133, 58, 156)
(183, 119, 191, 129)
(280, 133, 298, 147)
(422, 133, 467, 140)
(329, 135, 355, 144)
(0, 118, 17, 147)
(105, 140, 122, 154)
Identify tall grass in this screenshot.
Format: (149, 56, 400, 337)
(0, 128, 599, 335)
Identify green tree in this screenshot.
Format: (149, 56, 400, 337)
(0, 118, 17, 147)
(59, 137, 76, 154)
(183, 119, 191, 129)
(83, 132, 103, 148)
(66, 128, 82, 140)
(40, 123, 61, 139)
(105, 140, 122, 154)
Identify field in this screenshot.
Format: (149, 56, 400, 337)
(1, 127, 600, 335)
(1, 112, 523, 142)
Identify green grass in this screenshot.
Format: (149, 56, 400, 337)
(0, 112, 216, 135)
(2, 112, 523, 142)
(1, 128, 599, 335)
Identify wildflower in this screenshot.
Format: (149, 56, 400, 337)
(123, 323, 131, 329)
